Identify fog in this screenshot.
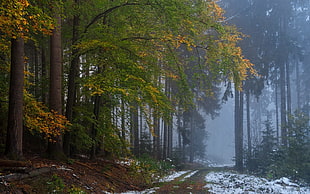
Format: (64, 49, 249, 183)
(204, 0, 310, 173)
(206, 98, 235, 165)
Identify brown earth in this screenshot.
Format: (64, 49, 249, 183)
(155, 169, 211, 194)
(0, 156, 152, 193)
(0, 156, 225, 193)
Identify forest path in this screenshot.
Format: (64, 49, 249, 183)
(155, 168, 212, 194)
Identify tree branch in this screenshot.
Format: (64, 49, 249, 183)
(83, 2, 145, 34)
(121, 36, 159, 41)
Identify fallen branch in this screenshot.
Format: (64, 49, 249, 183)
(0, 166, 57, 182)
(75, 161, 95, 170)
(0, 159, 31, 167)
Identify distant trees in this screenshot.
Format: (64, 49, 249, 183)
(222, 0, 310, 179)
(250, 113, 309, 182)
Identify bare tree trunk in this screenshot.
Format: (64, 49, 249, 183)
(296, 61, 300, 109)
(286, 62, 291, 116)
(5, 38, 25, 160)
(120, 100, 127, 154)
(163, 120, 168, 159)
(48, 13, 65, 160)
(234, 89, 243, 172)
(177, 108, 182, 150)
(189, 111, 194, 163)
(34, 47, 40, 100)
(246, 91, 251, 163)
(275, 81, 280, 144)
(64, 0, 80, 156)
(280, 63, 287, 146)
(130, 103, 139, 156)
(153, 110, 160, 159)
(90, 95, 101, 159)
(167, 112, 173, 158)
(41, 46, 48, 104)
(167, 79, 173, 158)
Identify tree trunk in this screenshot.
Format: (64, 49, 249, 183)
(246, 91, 251, 163)
(130, 103, 139, 156)
(167, 79, 173, 158)
(275, 82, 280, 144)
(234, 89, 243, 172)
(167, 112, 173, 158)
(177, 108, 182, 150)
(34, 47, 40, 100)
(5, 38, 25, 160)
(286, 62, 291, 116)
(153, 110, 160, 159)
(280, 62, 287, 146)
(48, 13, 65, 160)
(64, 0, 80, 156)
(90, 95, 101, 159)
(296, 61, 300, 109)
(189, 112, 194, 163)
(41, 46, 48, 104)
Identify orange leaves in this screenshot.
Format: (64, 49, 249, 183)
(204, 22, 257, 89)
(206, 0, 225, 21)
(24, 93, 70, 142)
(0, 0, 54, 41)
(161, 34, 194, 49)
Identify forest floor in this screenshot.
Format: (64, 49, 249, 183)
(0, 155, 155, 193)
(1, 156, 309, 193)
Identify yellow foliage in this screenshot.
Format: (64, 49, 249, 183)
(0, 0, 54, 41)
(24, 93, 71, 142)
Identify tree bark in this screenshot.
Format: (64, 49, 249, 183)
(189, 111, 194, 163)
(286, 62, 291, 116)
(275, 82, 280, 144)
(234, 89, 243, 172)
(296, 61, 300, 109)
(153, 110, 160, 159)
(5, 38, 25, 160)
(48, 13, 65, 159)
(280, 62, 287, 146)
(64, 0, 80, 156)
(41, 46, 48, 104)
(246, 91, 251, 163)
(130, 103, 139, 156)
(90, 95, 101, 159)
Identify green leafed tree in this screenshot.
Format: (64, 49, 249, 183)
(0, 0, 53, 159)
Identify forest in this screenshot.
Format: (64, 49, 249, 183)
(0, 0, 309, 193)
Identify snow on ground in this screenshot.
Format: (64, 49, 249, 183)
(205, 171, 310, 194)
(158, 170, 190, 182)
(207, 163, 235, 168)
(180, 170, 198, 181)
(104, 170, 192, 194)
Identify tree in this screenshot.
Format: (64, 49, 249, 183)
(48, 5, 65, 159)
(5, 38, 25, 160)
(64, 0, 80, 156)
(1, 0, 53, 159)
(0, 0, 255, 160)
(249, 119, 277, 175)
(234, 89, 244, 172)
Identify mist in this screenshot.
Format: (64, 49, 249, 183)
(203, 0, 310, 176)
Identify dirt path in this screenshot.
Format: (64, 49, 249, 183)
(155, 169, 211, 194)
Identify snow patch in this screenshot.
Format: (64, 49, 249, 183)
(180, 170, 198, 181)
(205, 171, 310, 194)
(108, 170, 196, 194)
(158, 170, 190, 182)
